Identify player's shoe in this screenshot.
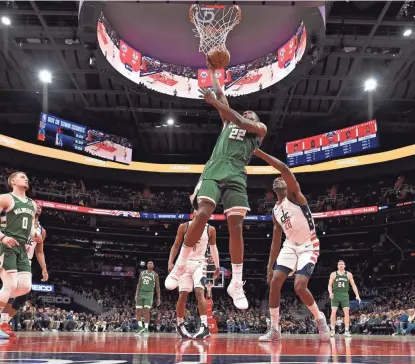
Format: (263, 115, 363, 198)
(330, 329, 335, 337)
(258, 327, 281, 342)
(165, 264, 186, 290)
(0, 327, 10, 340)
(227, 280, 248, 310)
(176, 323, 192, 339)
(136, 326, 145, 335)
(0, 324, 14, 338)
(316, 312, 330, 341)
(344, 329, 351, 337)
(193, 324, 211, 340)
(141, 328, 150, 336)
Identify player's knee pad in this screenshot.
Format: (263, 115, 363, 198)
(0, 270, 18, 302)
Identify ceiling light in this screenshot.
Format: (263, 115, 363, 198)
(1, 16, 11, 26)
(403, 29, 412, 37)
(364, 78, 377, 92)
(167, 118, 174, 126)
(155, 125, 162, 128)
(39, 69, 52, 84)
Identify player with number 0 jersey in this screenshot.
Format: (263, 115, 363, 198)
(166, 59, 267, 311)
(253, 150, 330, 342)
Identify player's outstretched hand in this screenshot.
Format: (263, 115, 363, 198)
(1, 236, 19, 248)
(41, 269, 49, 282)
(199, 87, 216, 104)
(213, 267, 220, 280)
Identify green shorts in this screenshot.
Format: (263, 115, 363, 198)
(136, 292, 154, 308)
(331, 294, 350, 309)
(193, 159, 250, 214)
(0, 244, 31, 273)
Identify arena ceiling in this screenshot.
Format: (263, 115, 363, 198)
(0, 1, 415, 164)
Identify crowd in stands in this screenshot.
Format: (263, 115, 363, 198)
(1, 165, 414, 215)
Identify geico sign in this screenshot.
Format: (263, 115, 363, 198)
(39, 296, 71, 304)
(32, 284, 54, 292)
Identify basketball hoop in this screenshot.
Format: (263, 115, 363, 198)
(189, 4, 241, 55)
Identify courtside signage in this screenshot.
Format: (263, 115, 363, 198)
(32, 283, 55, 293)
(1, 134, 414, 174)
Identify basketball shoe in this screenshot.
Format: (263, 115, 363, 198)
(258, 327, 281, 342)
(193, 323, 211, 339)
(0, 326, 10, 340)
(0, 323, 14, 338)
(176, 323, 192, 339)
(165, 264, 186, 290)
(227, 280, 248, 310)
(316, 312, 330, 341)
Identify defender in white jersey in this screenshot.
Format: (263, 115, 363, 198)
(254, 149, 330, 342)
(168, 211, 219, 340)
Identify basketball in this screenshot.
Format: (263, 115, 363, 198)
(208, 49, 230, 69)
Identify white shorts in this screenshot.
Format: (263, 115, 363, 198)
(275, 235, 320, 277)
(178, 260, 206, 292)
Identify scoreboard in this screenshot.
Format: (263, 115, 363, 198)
(286, 120, 378, 167)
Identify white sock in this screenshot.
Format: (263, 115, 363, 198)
(200, 315, 207, 326)
(138, 321, 143, 327)
(270, 307, 279, 330)
(1, 313, 9, 324)
(177, 317, 184, 325)
(307, 302, 320, 320)
(176, 245, 193, 266)
(232, 263, 243, 282)
(144, 322, 149, 329)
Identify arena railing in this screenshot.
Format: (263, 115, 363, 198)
(1, 133, 415, 174)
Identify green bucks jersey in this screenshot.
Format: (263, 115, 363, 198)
(210, 122, 260, 166)
(3, 194, 35, 245)
(333, 271, 350, 294)
(140, 270, 156, 293)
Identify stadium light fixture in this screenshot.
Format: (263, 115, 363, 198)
(364, 78, 377, 92)
(1, 16, 11, 26)
(403, 29, 412, 37)
(167, 118, 174, 126)
(39, 69, 52, 84)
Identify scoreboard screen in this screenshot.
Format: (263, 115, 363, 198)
(286, 120, 378, 167)
(37, 113, 132, 165)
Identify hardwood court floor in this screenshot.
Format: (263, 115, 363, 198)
(0, 332, 414, 363)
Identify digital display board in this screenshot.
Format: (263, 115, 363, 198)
(286, 120, 378, 167)
(97, 14, 306, 99)
(37, 113, 132, 165)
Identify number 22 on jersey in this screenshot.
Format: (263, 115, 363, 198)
(229, 128, 246, 141)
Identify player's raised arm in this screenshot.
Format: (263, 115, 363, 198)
(34, 227, 48, 282)
(267, 215, 282, 284)
(328, 272, 336, 300)
(207, 59, 229, 124)
(199, 87, 267, 137)
(168, 223, 187, 273)
(347, 272, 361, 303)
(254, 149, 306, 204)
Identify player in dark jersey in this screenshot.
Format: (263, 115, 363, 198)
(328, 260, 361, 337)
(135, 261, 160, 335)
(0, 172, 39, 339)
(166, 60, 267, 310)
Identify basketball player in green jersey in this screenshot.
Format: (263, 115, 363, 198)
(328, 260, 361, 337)
(166, 62, 267, 310)
(135, 261, 160, 335)
(0, 171, 39, 339)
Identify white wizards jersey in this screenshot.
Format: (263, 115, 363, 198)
(273, 197, 316, 244)
(186, 221, 210, 260)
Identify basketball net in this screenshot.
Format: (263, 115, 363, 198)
(189, 4, 241, 55)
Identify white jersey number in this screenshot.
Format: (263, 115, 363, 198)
(229, 128, 246, 141)
(22, 217, 28, 230)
